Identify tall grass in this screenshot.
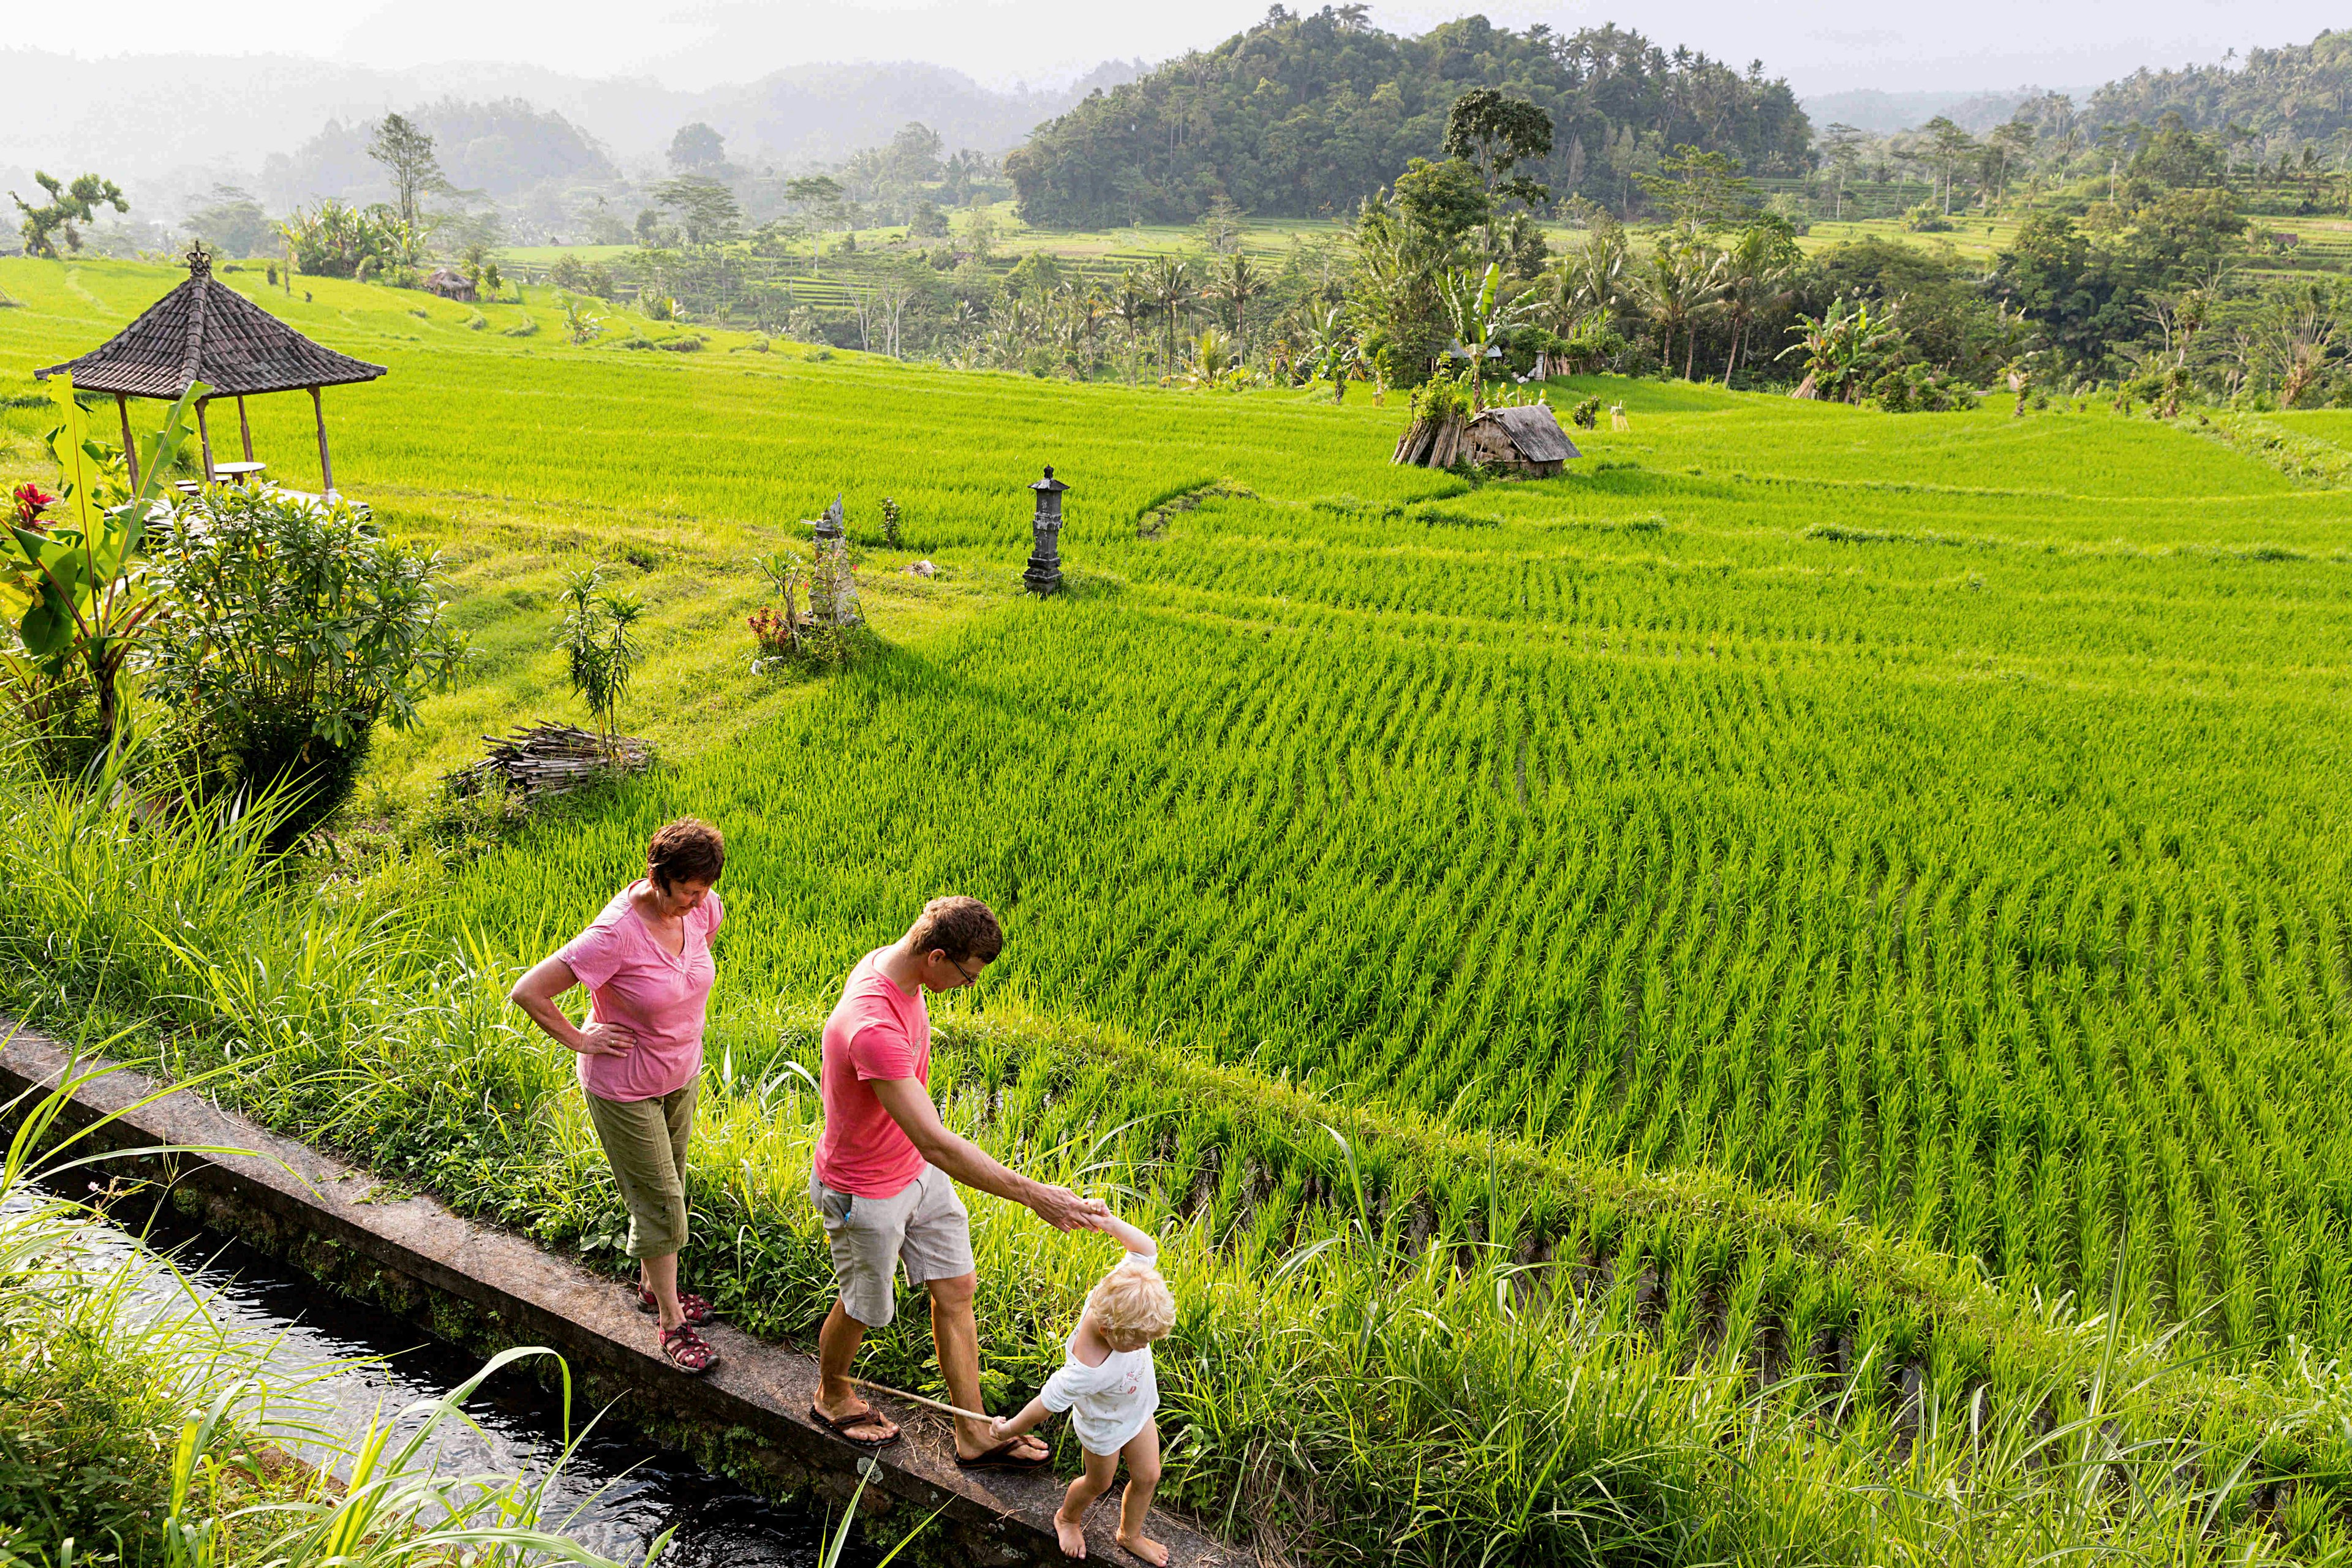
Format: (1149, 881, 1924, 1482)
(0, 1030, 642, 1568)
(1, 775, 2346, 1564)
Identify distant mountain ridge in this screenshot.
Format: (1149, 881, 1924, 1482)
(0, 48, 1140, 198)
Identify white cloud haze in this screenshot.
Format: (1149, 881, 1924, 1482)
(13, 0, 2345, 94)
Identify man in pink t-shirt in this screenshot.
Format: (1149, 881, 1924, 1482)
(807, 895, 1107, 1468)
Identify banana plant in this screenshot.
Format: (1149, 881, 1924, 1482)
(1299, 305, 1363, 402)
(0, 372, 205, 750)
(1436, 262, 1538, 411)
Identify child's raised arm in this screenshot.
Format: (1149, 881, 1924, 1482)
(1092, 1209, 1158, 1260)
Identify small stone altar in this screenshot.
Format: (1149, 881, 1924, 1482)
(1022, 466, 1066, 595)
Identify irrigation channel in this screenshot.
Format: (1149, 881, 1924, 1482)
(24, 1184, 878, 1568)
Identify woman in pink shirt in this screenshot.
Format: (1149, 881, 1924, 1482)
(510, 818, 727, 1374)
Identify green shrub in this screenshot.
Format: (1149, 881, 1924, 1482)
(145, 488, 468, 846)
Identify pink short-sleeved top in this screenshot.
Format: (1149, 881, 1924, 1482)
(812, 948, 930, 1197)
(556, 880, 723, 1102)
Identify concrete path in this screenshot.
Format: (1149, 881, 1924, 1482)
(0, 1025, 1239, 1568)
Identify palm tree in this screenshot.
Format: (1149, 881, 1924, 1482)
(1074, 287, 1110, 379)
(1144, 257, 1197, 380)
(1715, 222, 1800, 386)
(1208, 252, 1267, 351)
(1547, 219, 1628, 339)
(1108, 268, 1153, 386)
(1634, 238, 1725, 381)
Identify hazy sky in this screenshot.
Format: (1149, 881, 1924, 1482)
(29, 0, 2345, 95)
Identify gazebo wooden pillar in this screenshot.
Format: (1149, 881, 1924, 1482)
(310, 386, 336, 497)
(34, 245, 384, 500)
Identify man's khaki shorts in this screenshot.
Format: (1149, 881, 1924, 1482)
(809, 1163, 974, 1329)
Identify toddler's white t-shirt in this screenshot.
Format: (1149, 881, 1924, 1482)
(1040, 1329, 1159, 1456)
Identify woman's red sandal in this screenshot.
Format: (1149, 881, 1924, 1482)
(638, 1286, 715, 1325)
(661, 1324, 718, 1374)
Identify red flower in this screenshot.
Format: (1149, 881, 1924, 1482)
(12, 483, 55, 530)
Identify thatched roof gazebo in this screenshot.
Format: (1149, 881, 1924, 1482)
(36, 246, 385, 496)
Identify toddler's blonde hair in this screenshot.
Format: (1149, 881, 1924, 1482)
(1087, 1254, 1176, 1350)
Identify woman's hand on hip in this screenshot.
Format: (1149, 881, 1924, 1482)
(576, 1020, 638, 1056)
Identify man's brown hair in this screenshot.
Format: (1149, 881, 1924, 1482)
(908, 895, 1002, 964)
(646, 818, 725, 893)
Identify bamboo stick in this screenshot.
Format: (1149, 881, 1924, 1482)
(850, 1376, 992, 1423)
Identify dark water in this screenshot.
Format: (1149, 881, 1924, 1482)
(21, 1186, 873, 1568)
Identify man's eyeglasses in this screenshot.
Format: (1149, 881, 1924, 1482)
(952, 957, 987, 986)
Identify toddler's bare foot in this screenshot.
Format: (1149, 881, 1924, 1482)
(1054, 1512, 1088, 1559)
(1115, 1531, 1167, 1566)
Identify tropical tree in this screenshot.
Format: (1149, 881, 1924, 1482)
(1779, 296, 1904, 401)
(556, 565, 644, 749)
(1921, 116, 1979, 214)
(1298, 305, 1364, 401)
(1635, 145, 1756, 233)
(1714, 217, 1802, 384)
(367, 113, 445, 233)
(1634, 236, 1727, 379)
(1108, 268, 1155, 385)
(654, 177, 741, 249)
(279, 200, 419, 278)
(1822, 124, 1868, 220)
(1436, 262, 1540, 409)
(1144, 257, 1198, 377)
(1544, 216, 1630, 336)
(1443, 88, 1553, 256)
(10, 172, 127, 258)
(2247, 277, 2350, 407)
(1208, 252, 1267, 349)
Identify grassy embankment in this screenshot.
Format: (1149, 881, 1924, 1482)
(4, 256, 2352, 1564)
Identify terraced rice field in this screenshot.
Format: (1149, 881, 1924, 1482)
(7, 255, 2352, 1562)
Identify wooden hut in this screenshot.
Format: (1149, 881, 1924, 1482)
(1461, 404, 1578, 477)
(422, 266, 477, 302)
(36, 246, 385, 496)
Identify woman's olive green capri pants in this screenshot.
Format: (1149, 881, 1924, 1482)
(582, 1080, 697, 1259)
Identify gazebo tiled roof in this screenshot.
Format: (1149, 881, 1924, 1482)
(36, 247, 385, 399)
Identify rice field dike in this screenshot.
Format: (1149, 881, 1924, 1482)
(6, 255, 2352, 1565)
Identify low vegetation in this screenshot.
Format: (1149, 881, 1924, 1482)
(3, 255, 2352, 1561)
(0, 1050, 630, 1568)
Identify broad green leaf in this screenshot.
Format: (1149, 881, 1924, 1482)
(135, 382, 208, 505)
(18, 596, 67, 657)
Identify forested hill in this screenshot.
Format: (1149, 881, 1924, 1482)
(1003, 7, 1812, 227)
(2086, 30, 2352, 144)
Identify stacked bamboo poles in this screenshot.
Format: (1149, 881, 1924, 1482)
(1391, 412, 1469, 467)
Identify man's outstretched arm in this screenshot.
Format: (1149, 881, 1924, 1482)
(870, 1076, 1107, 1232)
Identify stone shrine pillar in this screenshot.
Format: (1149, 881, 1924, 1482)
(1023, 466, 1066, 595)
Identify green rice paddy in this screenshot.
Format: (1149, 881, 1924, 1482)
(6, 255, 2352, 1563)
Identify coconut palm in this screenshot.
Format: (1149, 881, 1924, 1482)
(1107, 268, 1154, 386)
(1545, 218, 1629, 338)
(1208, 251, 1267, 350)
(1298, 305, 1363, 402)
(1714, 220, 1801, 386)
(1177, 326, 1240, 388)
(1144, 256, 1198, 379)
(1634, 237, 1726, 381)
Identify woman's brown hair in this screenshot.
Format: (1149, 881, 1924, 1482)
(647, 818, 725, 893)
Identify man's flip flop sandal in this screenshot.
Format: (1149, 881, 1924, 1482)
(955, 1438, 1052, 1471)
(810, 1404, 902, 1449)
(638, 1286, 715, 1325)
